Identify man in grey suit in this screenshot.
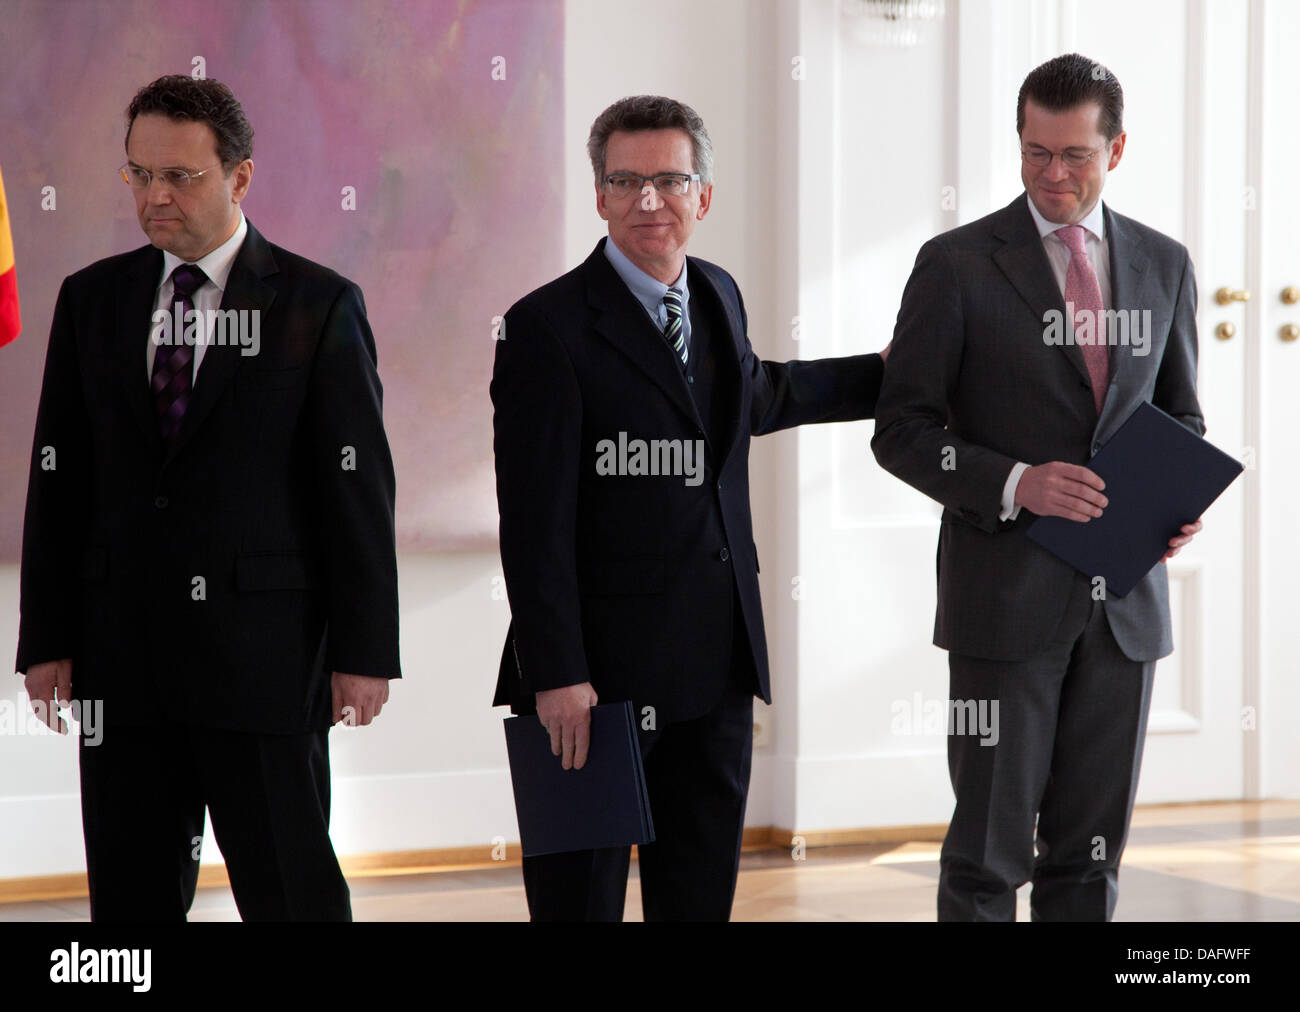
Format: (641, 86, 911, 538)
(872, 53, 1204, 921)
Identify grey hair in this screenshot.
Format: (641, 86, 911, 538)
(587, 95, 714, 187)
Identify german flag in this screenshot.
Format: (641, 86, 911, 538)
(0, 163, 20, 347)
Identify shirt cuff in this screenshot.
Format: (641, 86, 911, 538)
(999, 462, 1030, 522)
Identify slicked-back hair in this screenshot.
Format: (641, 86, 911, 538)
(1017, 53, 1124, 140)
(126, 75, 254, 172)
(587, 95, 713, 187)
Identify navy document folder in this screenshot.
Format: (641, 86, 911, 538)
(1026, 401, 1244, 599)
(504, 700, 655, 858)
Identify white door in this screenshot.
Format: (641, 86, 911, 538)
(1070, 0, 1251, 801)
(774, 0, 1257, 833)
(1256, 0, 1300, 799)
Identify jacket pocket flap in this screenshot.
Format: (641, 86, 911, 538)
(237, 365, 308, 390)
(579, 555, 664, 596)
(78, 545, 108, 582)
(235, 552, 311, 591)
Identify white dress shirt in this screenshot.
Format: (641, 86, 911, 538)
(147, 211, 249, 382)
(1000, 197, 1111, 521)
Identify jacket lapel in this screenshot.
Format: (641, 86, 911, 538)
(585, 238, 702, 434)
(992, 193, 1091, 387)
(113, 244, 166, 454)
(685, 257, 744, 469)
(163, 220, 278, 466)
(1097, 205, 1150, 436)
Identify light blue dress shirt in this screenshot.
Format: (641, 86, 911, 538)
(603, 236, 691, 358)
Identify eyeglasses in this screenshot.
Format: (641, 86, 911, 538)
(1020, 144, 1106, 169)
(603, 172, 701, 198)
(120, 162, 222, 190)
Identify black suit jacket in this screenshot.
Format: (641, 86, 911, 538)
(872, 193, 1203, 662)
(15, 219, 400, 734)
(491, 238, 882, 724)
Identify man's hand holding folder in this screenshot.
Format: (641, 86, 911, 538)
(504, 700, 655, 857)
(1015, 459, 1202, 558)
(1025, 402, 1242, 598)
(536, 682, 599, 770)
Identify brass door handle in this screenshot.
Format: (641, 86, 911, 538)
(1216, 322, 1236, 341)
(1215, 287, 1251, 306)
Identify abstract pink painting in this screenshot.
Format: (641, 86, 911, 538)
(0, 0, 564, 555)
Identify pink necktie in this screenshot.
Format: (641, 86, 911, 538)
(1055, 225, 1109, 414)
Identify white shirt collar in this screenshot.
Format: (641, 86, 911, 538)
(159, 210, 248, 294)
(1026, 194, 1106, 244)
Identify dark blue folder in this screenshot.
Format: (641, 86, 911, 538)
(1026, 402, 1243, 598)
(504, 700, 654, 858)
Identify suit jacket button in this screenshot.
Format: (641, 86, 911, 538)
(719, 547, 730, 562)
(154, 495, 169, 509)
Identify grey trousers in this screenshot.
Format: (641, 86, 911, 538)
(938, 578, 1156, 921)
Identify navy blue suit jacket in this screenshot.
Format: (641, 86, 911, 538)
(16, 220, 400, 733)
(492, 238, 882, 723)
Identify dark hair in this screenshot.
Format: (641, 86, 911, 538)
(125, 75, 254, 172)
(1017, 53, 1124, 140)
(587, 95, 713, 186)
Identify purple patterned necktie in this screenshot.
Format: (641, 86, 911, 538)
(151, 263, 207, 442)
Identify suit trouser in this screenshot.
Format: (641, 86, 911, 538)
(78, 721, 351, 921)
(521, 617, 756, 921)
(938, 577, 1156, 921)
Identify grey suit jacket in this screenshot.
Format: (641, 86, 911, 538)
(871, 193, 1203, 662)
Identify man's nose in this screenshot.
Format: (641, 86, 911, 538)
(1042, 156, 1071, 181)
(639, 184, 664, 212)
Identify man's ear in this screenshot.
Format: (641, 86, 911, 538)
(1107, 132, 1126, 171)
(696, 182, 713, 220)
(231, 159, 254, 203)
(596, 185, 610, 222)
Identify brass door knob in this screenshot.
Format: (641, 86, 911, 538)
(1282, 324, 1299, 343)
(1216, 322, 1236, 341)
(1215, 287, 1251, 306)
(1282, 286, 1300, 305)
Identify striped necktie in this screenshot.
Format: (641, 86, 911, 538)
(662, 287, 687, 368)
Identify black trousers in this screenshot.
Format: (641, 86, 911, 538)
(522, 618, 757, 921)
(78, 721, 351, 921)
(938, 577, 1156, 921)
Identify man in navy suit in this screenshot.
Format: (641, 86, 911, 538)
(16, 75, 399, 921)
(492, 95, 887, 920)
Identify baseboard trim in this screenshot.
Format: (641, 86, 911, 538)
(0, 825, 948, 906)
(16, 800, 1263, 906)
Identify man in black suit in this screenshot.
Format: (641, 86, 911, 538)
(15, 75, 400, 921)
(872, 54, 1203, 920)
(492, 95, 886, 920)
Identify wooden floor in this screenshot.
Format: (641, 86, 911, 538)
(4, 801, 1298, 921)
